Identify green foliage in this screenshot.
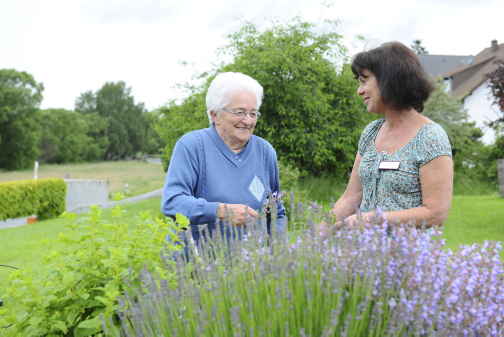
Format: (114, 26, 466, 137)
(75, 82, 148, 160)
(0, 178, 66, 221)
(0, 194, 189, 336)
(38, 109, 102, 164)
(278, 160, 301, 193)
(156, 18, 374, 177)
(0, 69, 44, 170)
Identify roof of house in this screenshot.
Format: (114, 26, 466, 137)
(417, 54, 470, 77)
(441, 40, 504, 99)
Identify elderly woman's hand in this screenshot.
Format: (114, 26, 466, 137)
(218, 203, 258, 227)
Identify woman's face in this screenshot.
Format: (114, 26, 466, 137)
(357, 69, 386, 113)
(212, 90, 258, 151)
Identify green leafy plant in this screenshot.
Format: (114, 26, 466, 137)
(0, 193, 188, 336)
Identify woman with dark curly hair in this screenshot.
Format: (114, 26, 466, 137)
(321, 41, 453, 234)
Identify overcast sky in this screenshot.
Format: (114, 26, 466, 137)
(1, 0, 503, 112)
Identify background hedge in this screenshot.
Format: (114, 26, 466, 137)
(0, 178, 66, 221)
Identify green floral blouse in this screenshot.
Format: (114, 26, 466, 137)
(358, 119, 452, 213)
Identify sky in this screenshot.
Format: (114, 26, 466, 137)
(1, 0, 504, 112)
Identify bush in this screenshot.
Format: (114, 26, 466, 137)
(0, 178, 66, 221)
(0, 194, 189, 336)
(157, 17, 375, 178)
(112, 210, 504, 336)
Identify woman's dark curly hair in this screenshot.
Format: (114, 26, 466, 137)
(351, 41, 435, 112)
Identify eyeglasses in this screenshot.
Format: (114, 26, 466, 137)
(222, 108, 261, 119)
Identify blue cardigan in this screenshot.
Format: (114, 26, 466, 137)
(161, 124, 286, 245)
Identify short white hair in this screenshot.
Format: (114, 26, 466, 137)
(206, 72, 263, 125)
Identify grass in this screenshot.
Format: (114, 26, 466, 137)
(442, 195, 504, 253)
(0, 161, 167, 199)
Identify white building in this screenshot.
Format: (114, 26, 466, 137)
(418, 40, 504, 145)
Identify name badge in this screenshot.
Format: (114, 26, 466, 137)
(378, 161, 401, 170)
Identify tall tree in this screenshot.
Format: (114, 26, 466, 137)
(0, 69, 43, 170)
(38, 109, 102, 164)
(157, 17, 374, 177)
(75, 82, 146, 159)
(411, 39, 428, 55)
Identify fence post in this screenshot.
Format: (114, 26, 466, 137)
(498, 158, 504, 198)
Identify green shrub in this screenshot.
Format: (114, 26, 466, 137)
(278, 160, 301, 193)
(0, 194, 189, 336)
(0, 178, 66, 221)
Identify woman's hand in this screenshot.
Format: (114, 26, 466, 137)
(218, 203, 258, 227)
(317, 214, 364, 240)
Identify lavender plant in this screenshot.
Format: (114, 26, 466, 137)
(0, 193, 188, 336)
(111, 209, 504, 336)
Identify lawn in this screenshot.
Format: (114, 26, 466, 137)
(442, 195, 504, 252)
(0, 161, 167, 199)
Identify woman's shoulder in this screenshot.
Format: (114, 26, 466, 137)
(413, 122, 452, 162)
(358, 118, 384, 152)
(362, 118, 385, 136)
(418, 122, 451, 142)
(178, 128, 208, 143)
(252, 134, 275, 150)
(175, 128, 209, 154)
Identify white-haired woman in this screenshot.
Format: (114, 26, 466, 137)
(161, 72, 286, 252)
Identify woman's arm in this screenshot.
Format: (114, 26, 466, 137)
(387, 155, 453, 227)
(318, 153, 363, 238)
(331, 152, 364, 220)
(161, 140, 220, 225)
(344, 155, 453, 229)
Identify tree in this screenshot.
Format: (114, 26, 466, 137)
(411, 39, 428, 55)
(423, 77, 476, 155)
(157, 17, 374, 177)
(75, 82, 146, 160)
(423, 76, 499, 188)
(0, 69, 43, 170)
(485, 59, 504, 131)
(37, 109, 102, 164)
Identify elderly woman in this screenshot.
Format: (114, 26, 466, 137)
(322, 42, 453, 233)
(161, 72, 285, 249)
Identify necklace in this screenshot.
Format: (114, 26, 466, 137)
(381, 112, 413, 156)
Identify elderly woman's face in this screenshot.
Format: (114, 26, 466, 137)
(357, 69, 386, 113)
(212, 90, 257, 152)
